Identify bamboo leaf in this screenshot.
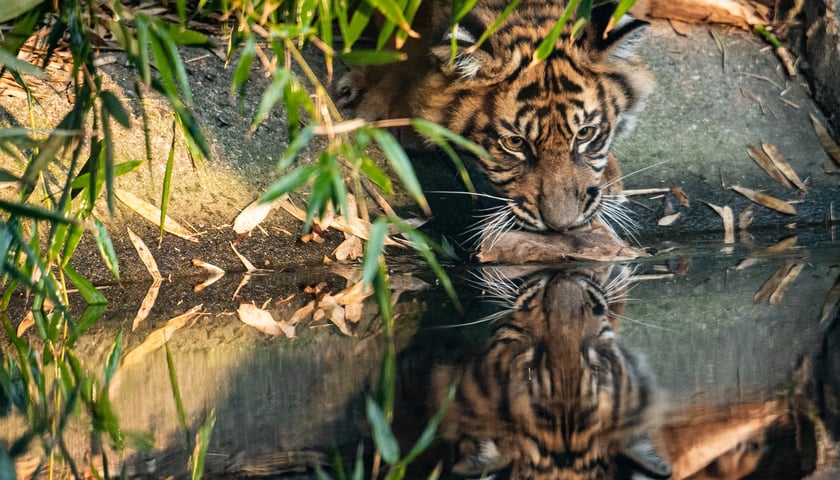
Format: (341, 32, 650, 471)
(532, 0, 578, 64)
(363, 219, 389, 285)
(343, 1, 374, 51)
(231, 35, 256, 101)
(277, 126, 315, 171)
(190, 410, 216, 480)
(359, 156, 393, 194)
(161, 122, 177, 239)
(338, 49, 407, 65)
(165, 343, 188, 435)
(368, 0, 417, 39)
(63, 263, 107, 305)
(470, 0, 522, 56)
(0, 199, 78, 224)
(372, 129, 430, 216)
(261, 164, 318, 204)
(452, 0, 480, 22)
(92, 217, 120, 281)
(0, 48, 44, 77)
(365, 396, 400, 464)
(70, 160, 143, 189)
(103, 331, 123, 385)
(608, 0, 638, 35)
(100, 91, 130, 128)
(731, 185, 796, 215)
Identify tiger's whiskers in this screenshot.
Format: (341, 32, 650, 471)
(599, 196, 641, 244)
(464, 202, 518, 251)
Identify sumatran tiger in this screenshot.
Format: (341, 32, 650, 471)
(406, 267, 672, 479)
(333, 1, 652, 240)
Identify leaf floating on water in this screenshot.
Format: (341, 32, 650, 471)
(810, 113, 840, 167)
(731, 185, 796, 215)
(233, 197, 277, 235)
(115, 189, 199, 242)
(821, 275, 840, 325)
(761, 236, 798, 255)
(192, 259, 225, 292)
(761, 143, 807, 191)
(754, 261, 804, 304)
(703, 202, 735, 244)
(237, 303, 295, 338)
(747, 145, 791, 189)
(121, 305, 203, 370)
(127, 227, 163, 282)
(657, 212, 681, 226)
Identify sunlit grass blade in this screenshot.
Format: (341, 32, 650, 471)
(101, 100, 116, 214)
(173, 102, 211, 160)
(343, 1, 374, 51)
(609, 0, 638, 34)
(190, 409, 216, 480)
(469, 0, 521, 55)
(452, 0, 480, 22)
(151, 20, 193, 105)
(277, 126, 315, 170)
(371, 129, 430, 216)
(402, 381, 456, 465)
(359, 155, 393, 194)
(103, 331, 123, 386)
(369, 0, 417, 40)
(70, 160, 143, 190)
(365, 396, 399, 465)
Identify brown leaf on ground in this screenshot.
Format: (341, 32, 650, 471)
(703, 202, 735, 244)
(671, 186, 690, 207)
(747, 145, 792, 189)
(237, 303, 296, 338)
(761, 143, 807, 191)
(476, 222, 647, 263)
(731, 185, 796, 215)
(332, 234, 364, 261)
(115, 189, 198, 242)
(233, 197, 277, 235)
(811, 114, 840, 167)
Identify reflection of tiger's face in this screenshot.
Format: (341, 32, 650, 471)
(437, 270, 670, 479)
(334, 1, 652, 234)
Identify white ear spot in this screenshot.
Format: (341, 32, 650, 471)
(443, 25, 477, 45)
(607, 17, 648, 61)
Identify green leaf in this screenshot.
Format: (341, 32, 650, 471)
(70, 160, 143, 189)
(365, 397, 400, 464)
(231, 35, 256, 101)
(73, 305, 106, 342)
(338, 49, 406, 65)
(362, 219, 389, 285)
(63, 263, 107, 305)
(261, 164, 318, 204)
(101, 101, 116, 214)
(92, 217, 120, 281)
(402, 382, 456, 464)
(452, 0, 480, 22)
(533, 0, 579, 63)
(60, 223, 85, 268)
(343, 1, 374, 51)
(371, 129, 430, 216)
(165, 342, 189, 442)
(0, 48, 44, 78)
(251, 71, 291, 131)
(277, 126, 315, 171)
(147, 26, 179, 98)
(0, 198, 77, 225)
(190, 410, 216, 480)
(161, 122, 176, 239)
(611, 0, 637, 30)
(166, 24, 212, 47)
(359, 156, 393, 194)
(151, 21, 193, 105)
(100, 90, 130, 128)
(369, 0, 414, 40)
(470, 0, 522, 54)
(103, 331, 123, 385)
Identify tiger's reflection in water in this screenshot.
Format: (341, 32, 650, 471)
(399, 266, 672, 479)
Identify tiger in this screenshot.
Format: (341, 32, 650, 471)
(415, 267, 672, 479)
(333, 1, 652, 239)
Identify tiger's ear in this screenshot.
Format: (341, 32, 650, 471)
(581, 5, 649, 61)
(451, 438, 511, 476)
(429, 22, 499, 79)
(620, 435, 672, 479)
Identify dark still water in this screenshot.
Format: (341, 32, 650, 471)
(3, 235, 839, 479)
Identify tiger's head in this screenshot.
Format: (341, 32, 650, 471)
(412, 2, 652, 233)
(436, 268, 670, 479)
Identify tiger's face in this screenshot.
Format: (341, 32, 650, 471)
(411, 1, 652, 233)
(438, 268, 670, 479)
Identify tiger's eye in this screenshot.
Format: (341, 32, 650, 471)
(576, 125, 598, 142)
(499, 135, 526, 153)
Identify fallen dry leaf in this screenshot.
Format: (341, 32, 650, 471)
(115, 189, 198, 242)
(121, 305, 202, 370)
(747, 145, 791, 189)
(731, 185, 796, 215)
(16, 311, 34, 336)
(230, 241, 258, 272)
(671, 186, 690, 207)
(810, 114, 840, 167)
(276, 194, 401, 246)
(761, 236, 798, 255)
(754, 261, 804, 305)
(127, 227, 162, 282)
(332, 234, 364, 261)
(703, 202, 735, 244)
(762, 143, 807, 191)
(738, 205, 756, 230)
(132, 281, 161, 331)
(237, 303, 296, 338)
(233, 197, 277, 235)
(192, 259, 225, 292)
(821, 275, 840, 325)
(658, 212, 681, 226)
